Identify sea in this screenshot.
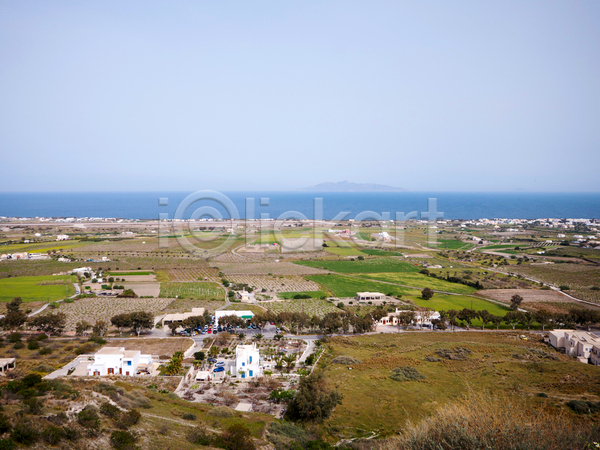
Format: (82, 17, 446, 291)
(0, 191, 599, 221)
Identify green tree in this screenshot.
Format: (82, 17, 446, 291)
(421, 288, 434, 300)
(129, 311, 154, 336)
(27, 312, 67, 335)
(1, 297, 28, 330)
(504, 311, 524, 330)
(75, 320, 92, 336)
(111, 313, 132, 336)
(92, 320, 108, 337)
(286, 372, 343, 423)
(534, 310, 552, 331)
(510, 294, 523, 311)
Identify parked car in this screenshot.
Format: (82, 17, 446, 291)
(207, 358, 217, 363)
(215, 361, 225, 367)
(213, 366, 225, 373)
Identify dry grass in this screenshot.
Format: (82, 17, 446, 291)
(376, 393, 600, 450)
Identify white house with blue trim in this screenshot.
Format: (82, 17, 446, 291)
(235, 344, 261, 379)
(87, 347, 153, 376)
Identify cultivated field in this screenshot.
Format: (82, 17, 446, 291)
(225, 275, 321, 293)
(160, 267, 220, 282)
(0, 274, 76, 303)
(213, 261, 328, 276)
(478, 288, 572, 305)
(265, 298, 339, 317)
(158, 282, 225, 300)
(308, 274, 421, 298)
(359, 272, 477, 294)
(295, 257, 420, 274)
(57, 297, 173, 331)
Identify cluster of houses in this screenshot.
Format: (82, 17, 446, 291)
(548, 330, 600, 365)
(1, 252, 50, 260)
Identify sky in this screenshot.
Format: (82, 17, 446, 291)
(1, 1, 599, 192)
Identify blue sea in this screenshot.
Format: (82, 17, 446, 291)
(0, 191, 599, 221)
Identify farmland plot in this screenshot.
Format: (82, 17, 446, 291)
(58, 297, 173, 331)
(163, 267, 220, 281)
(225, 275, 320, 293)
(294, 257, 420, 274)
(214, 261, 327, 276)
(265, 298, 339, 317)
(159, 282, 225, 299)
(509, 264, 600, 297)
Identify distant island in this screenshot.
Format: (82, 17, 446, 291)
(298, 180, 407, 192)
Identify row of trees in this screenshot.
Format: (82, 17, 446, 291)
(0, 297, 67, 334)
(427, 307, 600, 332)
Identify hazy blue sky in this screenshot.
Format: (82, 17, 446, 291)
(1, 1, 599, 192)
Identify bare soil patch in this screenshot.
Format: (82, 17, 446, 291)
(478, 289, 570, 304)
(106, 338, 194, 357)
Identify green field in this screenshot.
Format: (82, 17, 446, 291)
(321, 332, 599, 438)
(359, 272, 477, 294)
(360, 249, 405, 257)
(278, 290, 329, 299)
(432, 239, 474, 250)
(0, 240, 93, 254)
(295, 257, 420, 274)
(158, 282, 224, 300)
(411, 293, 509, 317)
(0, 275, 77, 303)
(308, 274, 420, 298)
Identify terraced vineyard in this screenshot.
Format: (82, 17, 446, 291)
(58, 297, 173, 331)
(158, 282, 225, 299)
(509, 263, 600, 296)
(162, 267, 220, 281)
(225, 275, 321, 292)
(265, 298, 339, 317)
(213, 261, 327, 276)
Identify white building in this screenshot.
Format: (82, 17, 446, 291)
(356, 292, 385, 301)
(87, 347, 153, 376)
(215, 310, 255, 326)
(548, 330, 600, 363)
(162, 307, 205, 326)
(236, 290, 256, 303)
(235, 344, 261, 379)
(57, 235, 70, 241)
(72, 267, 92, 275)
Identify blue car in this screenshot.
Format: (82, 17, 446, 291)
(213, 366, 225, 373)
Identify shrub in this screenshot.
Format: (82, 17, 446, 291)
(379, 394, 600, 450)
(186, 426, 214, 445)
(99, 402, 120, 418)
(41, 426, 65, 446)
(110, 430, 138, 450)
(27, 341, 40, 351)
(331, 356, 361, 365)
(566, 400, 600, 414)
(39, 347, 53, 355)
(0, 414, 12, 434)
(6, 333, 21, 344)
(36, 334, 48, 341)
(77, 405, 100, 430)
(208, 406, 234, 418)
(0, 439, 15, 450)
(12, 343, 23, 350)
(10, 421, 39, 445)
(389, 367, 425, 382)
(219, 423, 256, 450)
(182, 413, 196, 421)
(117, 410, 141, 429)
